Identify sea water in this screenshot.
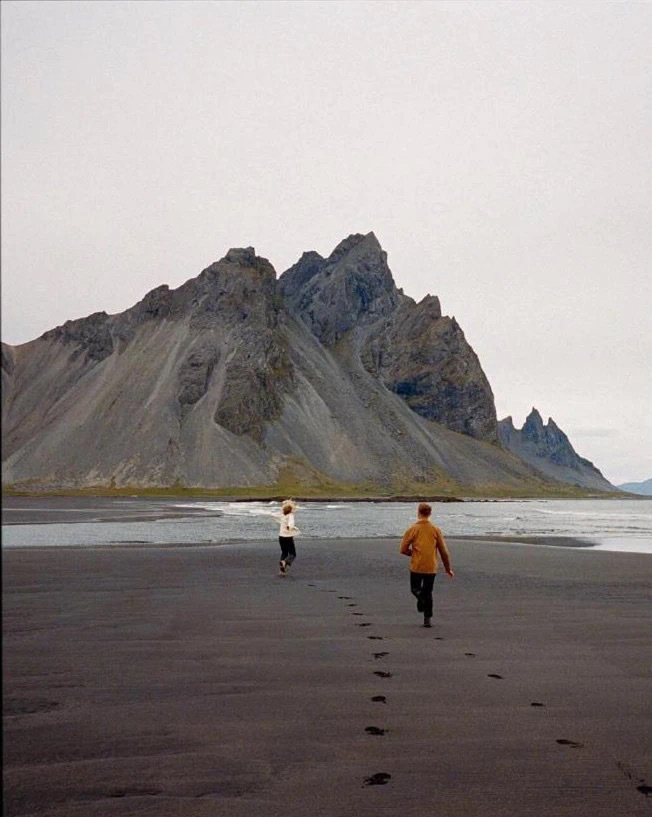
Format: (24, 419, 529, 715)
(2, 498, 651, 554)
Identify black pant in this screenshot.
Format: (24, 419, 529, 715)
(279, 536, 296, 565)
(410, 572, 436, 618)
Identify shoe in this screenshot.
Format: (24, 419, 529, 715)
(416, 597, 424, 613)
(279, 560, 286, 576)
(423, 617, 432, 628)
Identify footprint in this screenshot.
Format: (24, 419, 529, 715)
(435, 637, 445, 641)
(464, 652, 476, 657)
(348, 604, 358, 607)
(373, 652, 389, 659)
(531, 702, 546, 708)
(363, 772, 391, 787)
(367, 636, 384, 641)
(373, 671, 392, 678)
(356, 623, 372, 627)
(307, 584, 316, 587)
(556, 739, 584, 748)
(487, 674, 503, 679)
(616, 760, 635, 781)
(615, 762, 650, 798)
(338, 596, 352, 600)
(365, 726, 387, 736)
(371, 696, 386, 703)
(352, 612, 364, 616)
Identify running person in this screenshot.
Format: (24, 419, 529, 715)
(273, 500, 300, 576)
(400, 502, 453, 627)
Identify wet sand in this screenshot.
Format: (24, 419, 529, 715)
(3, 538, 652, 816)
(2, 496, 224, 526)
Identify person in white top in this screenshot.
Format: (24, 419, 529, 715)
(272, 500, 300, 576)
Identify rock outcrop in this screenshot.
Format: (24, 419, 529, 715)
(280, 233, 497, 442)
(497, 409, 614, 491)
(1, 233, 610, 494)
(360, 297, 497, 441)
(279, 233, 400, 346)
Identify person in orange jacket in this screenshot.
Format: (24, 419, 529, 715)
(400, 502, 454, 627)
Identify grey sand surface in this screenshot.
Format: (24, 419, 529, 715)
(3, 538, 651, 816)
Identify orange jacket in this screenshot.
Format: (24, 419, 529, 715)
(400, 519, 451, 574)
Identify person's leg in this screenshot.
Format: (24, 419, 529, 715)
(410, 572, 424, 610)
(279, 537, 289, 574)
(284, 537, 296, 567)
(422, 574, 436, 623)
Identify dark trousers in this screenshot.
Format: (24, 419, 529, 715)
(279, 536, 296, 565)
(410, 572, 436, 618)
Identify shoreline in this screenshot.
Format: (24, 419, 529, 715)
(3, 487, 637, 501)
(3, 495, 651, 554)
(0, 533, 609, 550)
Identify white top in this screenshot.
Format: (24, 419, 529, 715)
(272, 512, 300, 537)
(279, 512, 295, 537)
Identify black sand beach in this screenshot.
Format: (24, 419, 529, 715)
(1, 496, 226, 526)
(3, 537, 651, 816)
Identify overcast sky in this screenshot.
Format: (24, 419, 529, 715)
(2, 1, 650, 485)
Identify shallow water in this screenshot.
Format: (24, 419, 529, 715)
(2, 497, 651, 554)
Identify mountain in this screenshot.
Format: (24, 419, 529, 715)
(278, 233, 497, 441)
(497, 410, 614, 492)
(1, 233, 611, 495)
(617, 478, 652, 496)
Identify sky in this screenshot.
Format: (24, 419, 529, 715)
(1, 1, 651, 485)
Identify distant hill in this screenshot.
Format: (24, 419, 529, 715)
(1, 232, 614, 495)
(617, 478, 652, 496)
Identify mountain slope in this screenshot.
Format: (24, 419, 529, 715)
(1, 234, 608, 494)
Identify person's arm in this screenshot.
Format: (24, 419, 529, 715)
(400, 527, 415, 556)
(436, 529, 454, 577)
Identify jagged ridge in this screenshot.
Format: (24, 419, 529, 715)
(1, 234, 611, 493)
(497, 409, 613, 491)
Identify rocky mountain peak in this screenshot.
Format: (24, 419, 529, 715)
(224, 246, 258, 266)
(522, 408, 545, 441)
(168, 247, 279, 334)
(278, 232, 398, 346)
(130, 284, 172, 322)
(417, 294, 442, 319)
(328, 231, 381, 262)
(198, 247, 276, 291)
(522, 410, 572, 449)
(497, 411, 613, 491)
(281, 251, 324, 292)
